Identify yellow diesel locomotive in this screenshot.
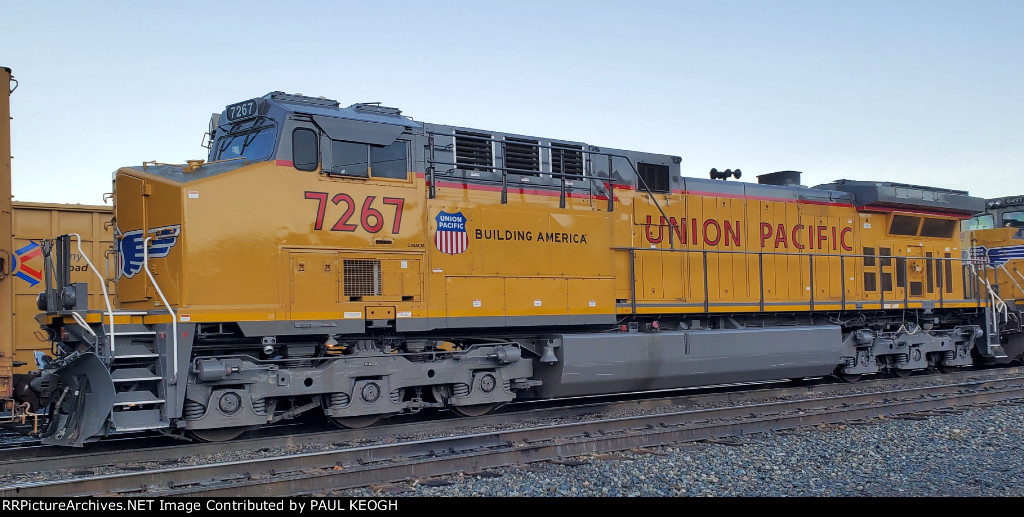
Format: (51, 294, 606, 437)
(30, 92, 1003, 445)
(965, 196, 1024, 354)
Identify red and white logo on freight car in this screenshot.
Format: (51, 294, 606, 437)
(434, 211, 468, 255)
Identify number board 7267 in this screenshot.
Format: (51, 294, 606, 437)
(225, 99, 259, 123)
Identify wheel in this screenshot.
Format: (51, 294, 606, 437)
(938, 363, 959, 374)
(320, 392, 386, 429)
(891, 368, 913, 378)
(451, 403, 498, 417)
(326, 414, 381, 429)
(837, 372, 862, 383)
(188, 426, 249, 442)
(432, 384, 453, 404)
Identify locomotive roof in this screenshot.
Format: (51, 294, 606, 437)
(211, 92, 985, 217)
(986, 195, 1024, 208)
(259, 92, 420, 129)
(816, 179, 984, 215)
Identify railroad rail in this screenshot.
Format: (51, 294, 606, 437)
(0, 366, 1005, 471)
(2, 369, 1023, 496)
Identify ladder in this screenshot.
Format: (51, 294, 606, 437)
(66, 233, 177, 432)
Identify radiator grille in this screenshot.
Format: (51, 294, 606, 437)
(638, 162, 670, 193)
(551, 142, 583, 176)
(343, 259, 381, 297)
(504, 137, 539, 174)
(455, 131, 493, 172)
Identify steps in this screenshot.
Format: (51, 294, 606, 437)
(113, 390, 165, 406)
(101, 320, 170, 432)
(110, 367, 162, 383)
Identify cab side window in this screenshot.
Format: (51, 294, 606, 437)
(371, 141, 408, 178)
(332, 141, 369, 177)
(292, 128, 319, 171)
(328, 140, 408, 179)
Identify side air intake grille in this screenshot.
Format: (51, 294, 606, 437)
(343, 259, 381, 297)
(551, 142, 583, 176)
(504, 137, 540, 174)
(455, 131, 493, 172)
(638, 163, 670, 193)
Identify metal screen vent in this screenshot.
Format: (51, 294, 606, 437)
(504, 137, 539, 174)
(551, 142, 583, 177)
(343, 259, 381, 297)
(637, 162, 670, 193)
(454, 131, 493, 172)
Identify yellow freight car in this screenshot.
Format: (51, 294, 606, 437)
(10, 202, 112, 375)
(1, 67, 115, 422)
(1, 67, 13, 417)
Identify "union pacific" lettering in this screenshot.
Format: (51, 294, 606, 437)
(643, 215, 853, 251)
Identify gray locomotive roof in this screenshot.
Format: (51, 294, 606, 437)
(681, 176, 854, 204)
(815, 179, 984, 214)
(220, 93, 980, 215)
(263, 91, 420, 129)
(275, 101, 421, 130)
(264, 93, 420, 147)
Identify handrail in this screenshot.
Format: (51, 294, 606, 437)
(614, 245, 978, 262)
(68, 233, 116, 358)
(997, 263, 1024, 299)
(144, 236, 179, 383)
(69, 311, 97, 338)
(969, 264, 1008, 330)
(141, 156, 248, 172)
(424, 130, 678, 247)
(619, 244, 981, 312)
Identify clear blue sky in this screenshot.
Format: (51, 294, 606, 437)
(2, 0, 1022, 204)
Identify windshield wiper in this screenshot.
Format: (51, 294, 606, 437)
(216, 134, 233, 158)
(236, 119, 274, 157)
(215, 118, 273, 160)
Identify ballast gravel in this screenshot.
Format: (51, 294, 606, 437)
(333, 400, 1024, 497)
(2, 370, 1022, 495)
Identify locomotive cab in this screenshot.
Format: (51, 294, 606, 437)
(205, 93, 419, 177)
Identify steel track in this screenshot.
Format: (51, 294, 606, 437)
(3, 371, 1023, 497)
(0, 366, 1011, 476)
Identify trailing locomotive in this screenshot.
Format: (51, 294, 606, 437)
(965, 195, 1024, 358)
(29, 91, 1009, 445)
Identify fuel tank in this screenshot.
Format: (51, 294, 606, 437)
(534, 326, 843, 398)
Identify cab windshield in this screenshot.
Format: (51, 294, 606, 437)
(214, 125, 278, 162)
(969, 214, 994, 230)
(1002, 210, 1024, 228)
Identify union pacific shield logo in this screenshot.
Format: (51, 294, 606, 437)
(984, 244, 1024, 267)
(434, 211, 468, 255)
(969, 245, 989, 266)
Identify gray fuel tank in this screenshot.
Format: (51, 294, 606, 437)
(534, 326, 842, 398)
